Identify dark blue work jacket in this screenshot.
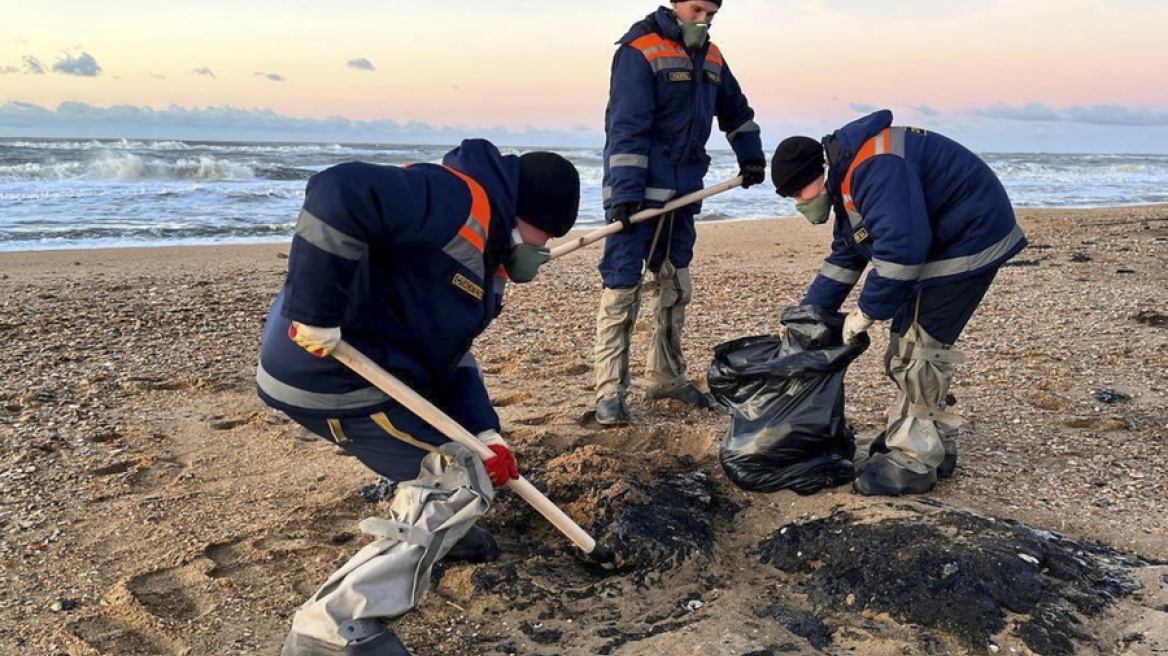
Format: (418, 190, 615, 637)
(602, 7, 763, 210)
(256, 139, 518, 434)
(803, 110, 1027, 320)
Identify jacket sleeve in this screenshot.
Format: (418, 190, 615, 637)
(715, 60, 763, 164)
(280, 163, 441, 327)
(801, 223, 868, 312)
(851, 156, 931, 320)
(604, 44, 655, 207)
(439, 351, 501, 435)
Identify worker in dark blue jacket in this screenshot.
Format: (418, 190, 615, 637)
(594, 0, 766, 426)
(770, 110, 1027, 496)
(258, 139, 579, 656)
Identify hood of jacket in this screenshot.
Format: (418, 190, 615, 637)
(825, 109, 894, 188)
(618, 6, 685, 45)
(441, 139, 520, 253)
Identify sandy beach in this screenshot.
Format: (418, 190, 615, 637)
(1, 206, 1166, 656)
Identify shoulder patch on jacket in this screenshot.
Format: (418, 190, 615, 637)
(853, 228, 870, 244)
(669, 71, 692, 82)
(451, 273, 484, 301)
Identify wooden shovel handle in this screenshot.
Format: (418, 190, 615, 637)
(331, 341, 598, 554)
(547, 176, 743, 261)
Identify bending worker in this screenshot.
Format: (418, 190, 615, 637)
(256, 139, 579, 655)
(594, 0, 766, 426)
(770, 109, 1027, 496)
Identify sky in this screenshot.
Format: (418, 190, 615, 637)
(2, 0, 1168, 152)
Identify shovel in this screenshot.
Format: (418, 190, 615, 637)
(547, 176, 743, 261)
(331, 340, 612, 562)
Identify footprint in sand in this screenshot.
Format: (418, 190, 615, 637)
(67, 615, 172, 656)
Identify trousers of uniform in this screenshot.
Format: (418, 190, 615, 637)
(593, 207, 697, 401)
(286, 400, 452, 484)
(881, 269, 998, 468)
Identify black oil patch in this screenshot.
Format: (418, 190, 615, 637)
(757, 503, 1148, 655)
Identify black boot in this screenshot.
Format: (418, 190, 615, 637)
(645, 382, 714, 409)
(595, 394, 630, 426)
(281, 622, 412, 655)
(440, 525, 499, 564)
(854, 452, 937, 496)
(869, 432, 957, 479)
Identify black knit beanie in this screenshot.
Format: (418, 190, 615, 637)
(770, 136, 825, 197)
(516, 152, 580, 238)
(672, 0, 723, 6)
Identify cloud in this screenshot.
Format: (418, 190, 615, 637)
(0, 100, 604, 147)
(192, 67, 216, 79)
(911, 104, 940, 117)
(23, 55, 45, 74)
(975, 102, 1168, 126)
(0, 65, 19, 75)
(850, 102, 879, 113)
(1062, 105, 1168, 127)
(254, 71, 286, 82)
(975, 102, 1064, 122)
(52, 52, 102, 77)
(346, 58, 375, 71)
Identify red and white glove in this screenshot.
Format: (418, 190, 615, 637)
(477, 430, 519, 488)
(288, 321, 341, 357)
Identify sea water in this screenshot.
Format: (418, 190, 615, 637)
(2, 137, 1167, 252)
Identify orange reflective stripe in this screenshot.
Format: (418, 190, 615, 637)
(442, 166, 492, 252)
(705, 43, 724, 66)
(630, 33, 687, 60)
(841, 128, 891, 212)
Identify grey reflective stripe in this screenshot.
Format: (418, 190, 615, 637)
(647, 57, 693, 73)
(645, 187, 675, 202)
(702, 59, 723, 74)
(871, 258, 923, 281)
(726, 120, 760, 141)
(442, 227, 486, 278)
(920, 224, 1026, 280)
(846, 208, 863, 229)
(609, 154, 649, 168)
(294, 209, 367, 261)
(602, 186, 675, 202)
(256, 362, 388, 410)
(818, 262, 863, 285)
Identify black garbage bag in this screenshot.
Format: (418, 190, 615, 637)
(707, 305, 870, 495)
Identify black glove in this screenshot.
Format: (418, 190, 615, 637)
(738, 157, 767, 189)
(609, 202, 640, 230)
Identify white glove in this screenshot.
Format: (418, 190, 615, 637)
(842, 308, 874, 344)
(287, 321, 341, 357)
(476, 429, 508, 448)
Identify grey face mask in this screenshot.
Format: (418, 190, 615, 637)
(678, 20, 709, 50)
(505, 228, 550, 283)
(795, 186, 833, 225)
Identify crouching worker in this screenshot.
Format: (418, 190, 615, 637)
(770, 110, 1027, 497)
(255, 139, 579, 654)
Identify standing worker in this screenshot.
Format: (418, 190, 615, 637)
(256, 138, 579, 655)
(770, 109, 1027, 496)
(594, 0, 767, 426)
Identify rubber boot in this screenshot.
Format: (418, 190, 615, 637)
(281, 622, 412, 656)
(854, 451, 938, 496)
(645, 382, 714, 409)
(439, 525, 498, 564)
(595, 393, 630, 427)
(869, 431, 957, 479)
